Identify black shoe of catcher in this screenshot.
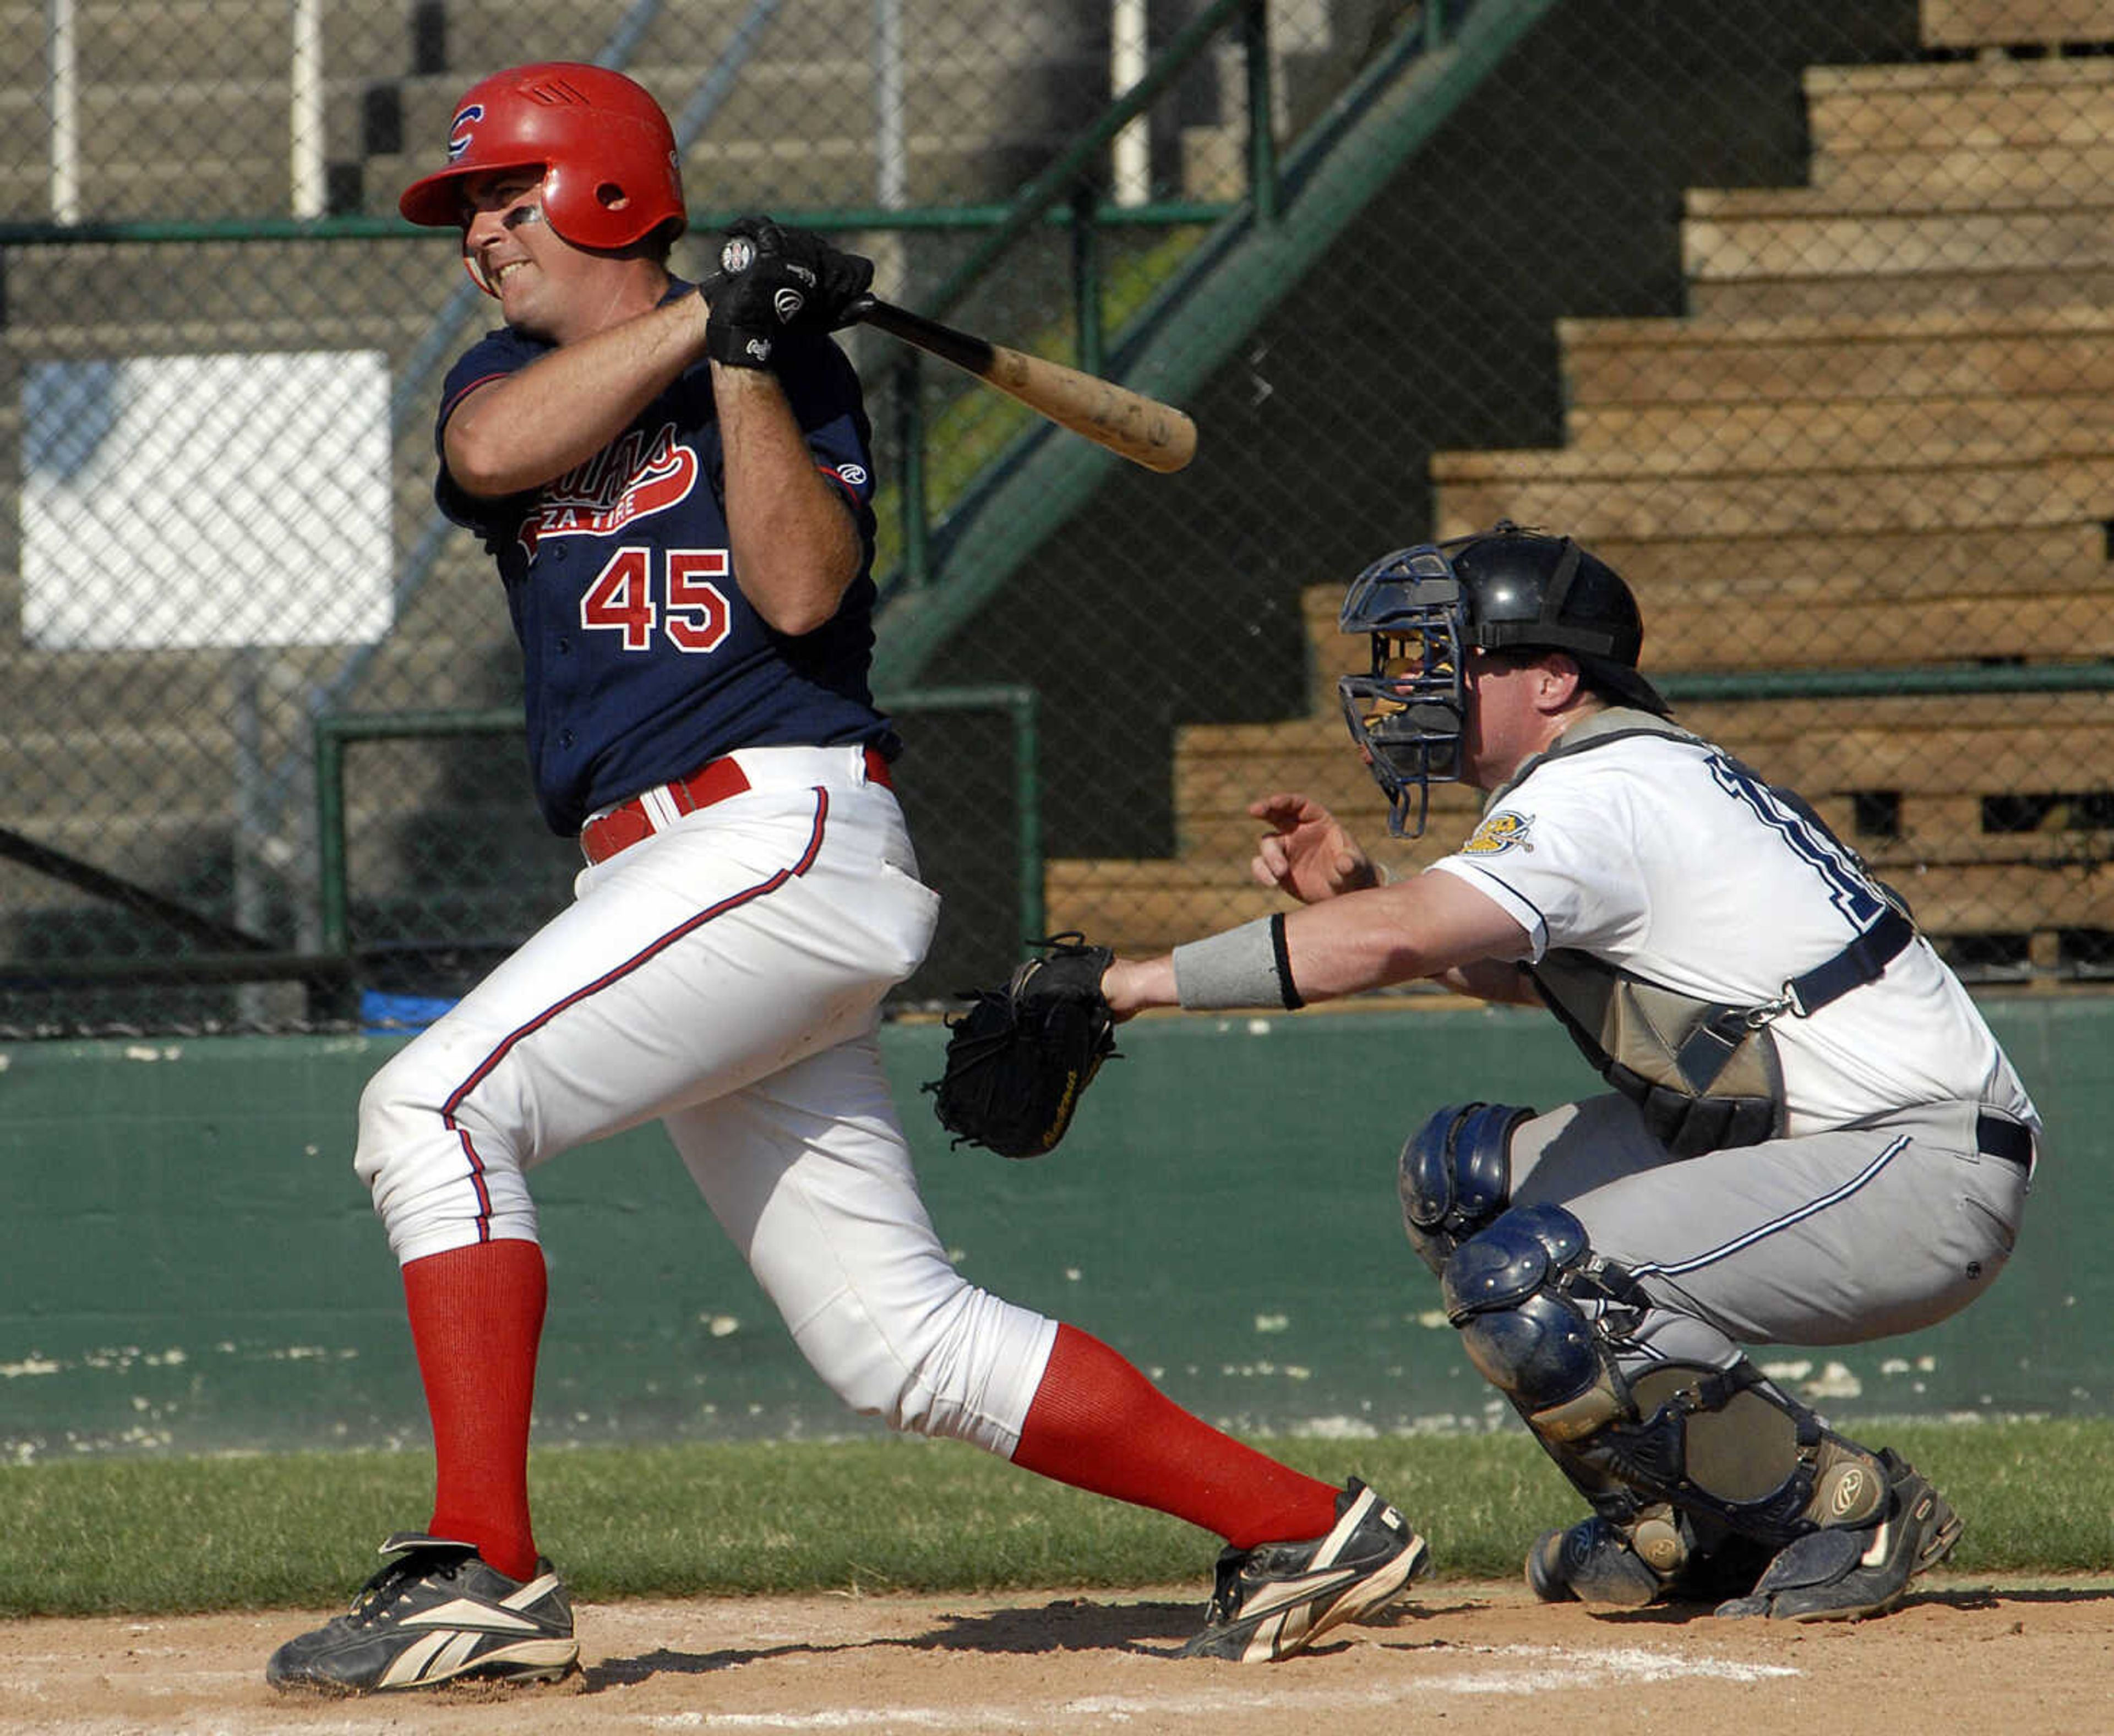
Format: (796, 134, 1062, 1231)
(266, 1532, 579, 1694)
(1527, 1509, 1774, 1610)
(1715, 1450, 1963, 1623)
(1179, 1479, 1430, 1662)
(1525, 1515, 1666, 1608)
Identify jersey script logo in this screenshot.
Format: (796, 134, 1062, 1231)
(520, 423, 700, 555)
(1706, 754, 1889, 926)
(1462, 810, 1533, 855)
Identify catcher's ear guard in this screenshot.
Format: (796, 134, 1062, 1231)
(921, 933, 1120, 1159)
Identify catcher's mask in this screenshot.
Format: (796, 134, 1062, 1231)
(1338, 520, 1670, 837)
(398, 61, 685, 293)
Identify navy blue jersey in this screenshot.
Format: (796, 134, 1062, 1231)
(434, 282, 891, 835)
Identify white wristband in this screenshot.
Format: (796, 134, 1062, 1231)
(1172, 914, 1304, 1011)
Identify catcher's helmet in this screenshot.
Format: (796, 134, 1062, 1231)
(398, 62, 685, 253)
(1337, 521, 1669, 836)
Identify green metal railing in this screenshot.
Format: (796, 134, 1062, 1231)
(869, 0, 1563, 691)
(312, 708, 517, 960)
(878, 684, 1045, 944)
(1656, 664, 2114, 705)
(6, 654, 2105, 1009)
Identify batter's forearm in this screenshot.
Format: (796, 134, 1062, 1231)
(713, 365, 862, 635)
(446, 295, 712, 496)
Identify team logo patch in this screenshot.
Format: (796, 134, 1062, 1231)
(1462, 810, 1533, 855)
(446, 103, 484, 162)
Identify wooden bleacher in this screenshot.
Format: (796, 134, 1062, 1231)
(1045, 1, 2114, 973)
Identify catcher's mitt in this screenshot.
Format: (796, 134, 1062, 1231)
(923, 933, 1119, 1159)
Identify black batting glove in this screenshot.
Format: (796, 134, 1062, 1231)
(726, 215, 875, 330)
(702, 260, 800, 369)
(703, 215, 874, 368)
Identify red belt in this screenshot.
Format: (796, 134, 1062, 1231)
(580, 744, 893, 865)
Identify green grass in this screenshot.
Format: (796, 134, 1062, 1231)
(3, 1421, 2110, 1618)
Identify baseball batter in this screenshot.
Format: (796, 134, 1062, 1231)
(266, 62, 1425, 1695)
(1101, 521, 2037, 1620)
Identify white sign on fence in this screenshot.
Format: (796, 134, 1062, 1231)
(20, 350, 394, 649)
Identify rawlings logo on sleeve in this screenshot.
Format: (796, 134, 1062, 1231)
(1463, 810, 1534, 855)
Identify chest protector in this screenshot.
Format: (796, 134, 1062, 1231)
(1496, 712, 1914, 1159)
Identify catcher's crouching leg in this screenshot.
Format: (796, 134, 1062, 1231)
(1440, 1203, 1958, 1619)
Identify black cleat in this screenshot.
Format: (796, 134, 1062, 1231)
(1179, 1479, 1430, 1662)
(266, 1532, 579, 1694)
(1528, 1507, 1772, 1610)
(1716, 1451, 1962, 1623)
(1526, 1515, 1663, 1607)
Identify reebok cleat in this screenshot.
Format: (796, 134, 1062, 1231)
(1179, 1479, 1430, 1662)
(266, 1532, 579, 1695)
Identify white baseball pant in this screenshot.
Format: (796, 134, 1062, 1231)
(353, 745, 1058, 1456)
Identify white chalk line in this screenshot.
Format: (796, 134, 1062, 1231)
(631, 1641, 1801, 1728)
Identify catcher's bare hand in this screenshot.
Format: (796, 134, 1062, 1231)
(1098, 955, 1165, 1022)
(1249, 791, 1380, 903)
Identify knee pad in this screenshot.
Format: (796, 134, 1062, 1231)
(1399, 1101, 1532, 1275)
(1440, 1203, 1624, 1431)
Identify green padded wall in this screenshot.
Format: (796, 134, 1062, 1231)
(1, 996, 2097, 1461)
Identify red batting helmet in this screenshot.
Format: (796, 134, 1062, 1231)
(398, 62, 686, 251)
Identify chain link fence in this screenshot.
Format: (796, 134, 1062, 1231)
(2, 0, 2110, 1035)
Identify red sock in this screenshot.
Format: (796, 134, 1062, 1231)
(1010, 1324, 1342, 1549)
(400, 1238, 547, 1582)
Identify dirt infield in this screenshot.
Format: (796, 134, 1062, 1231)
(6, 1575, 2110, 1735)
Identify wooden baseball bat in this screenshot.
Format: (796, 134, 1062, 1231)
(854, 299, 1197, 474)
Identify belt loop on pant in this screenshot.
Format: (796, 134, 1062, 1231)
(580, 744, 894, 866)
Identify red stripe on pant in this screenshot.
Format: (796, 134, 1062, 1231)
(435, 793, 832, 1239)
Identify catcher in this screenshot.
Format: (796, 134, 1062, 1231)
(1071, 522, 2037, 1622)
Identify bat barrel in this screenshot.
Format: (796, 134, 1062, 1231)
(855, 300, 1195, 474)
